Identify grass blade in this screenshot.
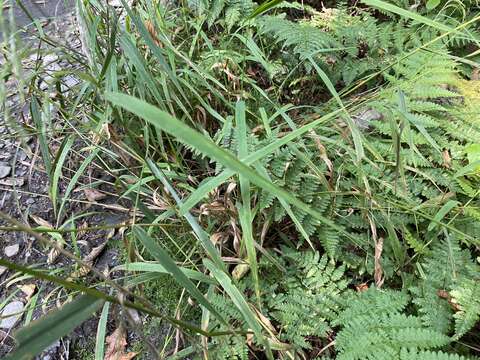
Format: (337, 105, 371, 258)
(132, 226, 228, 326)
(235, 101, 260, 305)
(5, 295, 103, 360)
(50, 135, 74, 215)
(308, 57, 364, 162)
(95, 302, 110, 360)
(362, 0, 461, 35)
(113, 262, 217, 284)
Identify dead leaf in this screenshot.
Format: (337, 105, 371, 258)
(68, 241, 107, 280)
(310, 130, 333, 179)
(437, 289, 461, 311)
(374, 237, 384, 288)
(442, 149, 452, 169)
(84, 188, 107, 202)
(30, 214, 53, 229)
(77, 221, 89, 239)
(472, 68, 480, 80)
(355, 283, 369, 292)
(145, 20, 161, 47)
(105, 326, 137, 360)
(18, 284, 36, 300)
(369, 216, 384, 288)
(48, 245, 63, 264)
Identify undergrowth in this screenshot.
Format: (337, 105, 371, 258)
(1, 0, 480, 359)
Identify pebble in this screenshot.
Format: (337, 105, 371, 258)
(0, 163, 11, 178)
(4, 244, 20, 257)
(0, 266, 6, 276)
(0, 301, 24, 329)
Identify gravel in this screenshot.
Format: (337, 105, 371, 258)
(0, 163, 11, 179)
(4, 244, 20, 257)
(0, 301, 24, 330)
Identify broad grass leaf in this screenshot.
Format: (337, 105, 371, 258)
(5, 295, 103, 360)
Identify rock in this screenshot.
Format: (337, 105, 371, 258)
(0, 266, 7, 276)
(0, 301, 24, 329)
(0, 163, 11, 179)
(4, 244, 20, 257)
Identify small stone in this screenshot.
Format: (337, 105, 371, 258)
(0, 266, 7, 276)
(0, 301, 24, 329)
(26, 198, 35, 205)
(4, 244, 19, 257)
(0, 164, 11, 179)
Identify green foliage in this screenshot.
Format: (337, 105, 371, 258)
(334, 288, 451, 359)
(6, 0, 480, 359)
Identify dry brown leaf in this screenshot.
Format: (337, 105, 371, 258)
(210, 232, 225, 246)
(68, 241, 108, 280)
(374, 237, 384, 288)
(105, 326, 137, 360)
(84, 188, 107, 202)
(18, 284, 36, 300)
(368, 216, 384, 288)
(30, 214, 53, 229)
(77, 221, 89, 239)
(442, 149, 452, 169)
(310, 130, 333, 179)
(145, 20, 161, 47)
(355, 283, 369, 292)
(48, 245, 63, 264)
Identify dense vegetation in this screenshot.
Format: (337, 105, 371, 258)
(1, 0, 480, 359)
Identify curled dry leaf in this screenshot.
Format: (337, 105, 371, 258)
(76, 221, 89, 239)
(84, 188, 107, 202)
(105, 326, 137, 360)
(355, 283, 369, 292)
(374, 237, 384, 288)
(68, 241, 107, 280)
(48, 246, 63, 264)
(210, 232, 227, 246)
(442, 149, 452, 168)
(30, 214, 53, 229)
(310, 130, 333, 179)
(18, 284, 36, 300)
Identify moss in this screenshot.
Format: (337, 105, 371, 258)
(70, 338, 95, 360)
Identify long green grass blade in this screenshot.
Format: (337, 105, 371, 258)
(362, 0, 461, 35)
(95, 302, 110, 360)
(114, 262, 217, 284)
(132, 226, 228, 326)
(50, 135, 74, 215)
(5, 295, 103, 360)
(308, 57, 364, 162)
(235, 101, 260, 306)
